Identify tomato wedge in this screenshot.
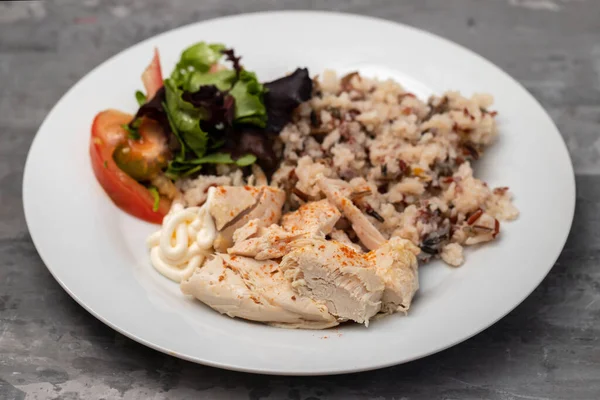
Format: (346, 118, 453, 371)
(90, 110, 171, 224)
(142, 48, 163, 100)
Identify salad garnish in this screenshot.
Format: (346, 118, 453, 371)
(90, 42, 312, 223)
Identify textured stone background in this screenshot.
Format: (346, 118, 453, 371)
(1, 0, 599, 399)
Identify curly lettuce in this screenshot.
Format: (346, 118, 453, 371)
(130, 42, 309, 180)
(161, 42, 267, 178)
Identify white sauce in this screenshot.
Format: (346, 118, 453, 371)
(146, 187, 217, 282)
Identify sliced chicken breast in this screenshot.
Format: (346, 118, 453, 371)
(212, 187, 286, 252)
(364, 237, 420, 313)
(220, 254, 337, 328)
(280, 238, 384, 325)
(317, 176, 386, 250)
(181, 254, 337, 329)
(232, 218, 261, 243)
(329, 229, 362, 252)
(181, 255, 286, 323)
(228, 199, 342, 260)
(210, 186, 262, 230)
(228, 224, 303, 260)
(281, 199, 341, 237)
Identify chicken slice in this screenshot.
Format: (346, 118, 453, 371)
(181, 254, 337, 329)
(228, 199, 342, 260)
(364, 237, 420, 313)
(281, 199, 341, 237)
(212, 187, 286, 252)
(317, 176, 386, 250)
(228, 224, 304, 260)
(329, 229, 362, 252)
(210, 186, 262, 230)
(232, 218, 261, 243)
(219, 254, 337, 328)
(181, 255, 284, 322)
(280, 238, 384, 325)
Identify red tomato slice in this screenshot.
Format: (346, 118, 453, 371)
(142, 48, 163, 100)
(90, 110, 170, 224)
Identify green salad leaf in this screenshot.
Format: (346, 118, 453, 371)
(121, 119, 142, 140)
(158, 42, 269, 179)
(186, 69, 236, 92)
(190, 152, 257, 166)
(164, 78, 209, 158)
(167, 153, 256, 176)
(230, 153, 258, 167)
(135, 90, 147, 106)
(148, 186, 160, 212)
(229, 70, 267, 127)
(171, 42, 225, 84)
(165, 153, 257, 180)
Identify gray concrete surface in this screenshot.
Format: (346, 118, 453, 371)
(1, 0, 599, 399)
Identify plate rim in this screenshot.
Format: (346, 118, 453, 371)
(22, 10, 576, 375)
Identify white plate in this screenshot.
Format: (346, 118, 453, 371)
(23, 11, 575, 375)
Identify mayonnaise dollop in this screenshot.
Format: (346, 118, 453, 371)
(146, 187, 217, 282)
